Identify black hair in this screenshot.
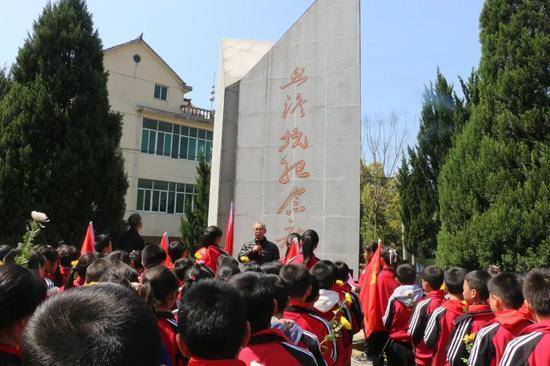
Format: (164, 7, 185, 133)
(217, 266, 237, 282)
(522, 268, 550, 316)
(57, 244, 78, 267)
(85, 258, 112, 283)
(230, 272, 273, 333)
(3, 249, 46, 270)
(178, 279, 247, 360)
(139, 265, 179, 312)
(129, 250, 143, 272)
(99, 262, 139, 287)
(301, 229, 319, 265)
(260, 260, 283, 275)
(280, 264, 311, 298)
(266, 274, 288, 313)
(242, 262, 263, 273)
(22, 283, 161, 366)
(65, 253, 96, 289)
(36, 245, 58, 265)
(173, 258, 194, 280)
(465, 269, 491, 301)
(108, 250, 130, 265)
(306, 275, 320, 303)
(310, 262, 336, 289)
(168, 241, 185, 263)
(199, 226, 223, 247)
(382, 246, 400, 269)
(0, 245, 11, 261)
(396, 263, 416, 285)
(283, 232, 301, 260)
(94, 234, 112, 253)
(487, 272, 524, 309)
(0, 265, 45, 329)
(365, 241, 378, 253)
(218, 255, 239, 272)
(142, 244, 166, 269)
(422, 265, 444, 290)
(334, 261, 350, 282)
(128, 213, 142, 229)
(444, 267, 467, 296)
(182, 263, 213, 298)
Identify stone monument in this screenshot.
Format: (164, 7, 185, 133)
(209, 0, 360, 273)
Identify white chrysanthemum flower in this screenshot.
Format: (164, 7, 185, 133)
(31, 211, 49, 223)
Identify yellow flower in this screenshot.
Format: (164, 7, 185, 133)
(84, 281, 97, 286)
(335, 280, 345, 286)
(340, 316, 352, 330)
(345, 292, 353, 305)
(71, 260, 78, 267)
(440, 283, 447, 291)
(463, 333, 476, 345)
(0, 260, 3, 266)
(239, 256, 250, 263)
(194, 251, 203, 260)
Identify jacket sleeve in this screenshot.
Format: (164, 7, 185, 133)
(468, 324, 496, 366)
(264, 241, 280, 261)
(408, 300, 429, 346)
(424, 307, 444, 349)
(382, 299, 395, 330)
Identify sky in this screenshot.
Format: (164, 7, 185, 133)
(0, 0, 484, 148)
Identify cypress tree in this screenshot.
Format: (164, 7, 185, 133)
(0, 0, 128, 245)
(437, 0, 550, 271)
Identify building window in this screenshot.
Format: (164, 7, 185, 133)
(154, 84, 168, 101)
(140, 117, 213, 162)
(136, 178, 195, 214)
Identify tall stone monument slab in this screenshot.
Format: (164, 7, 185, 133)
(209, 0, 360, 273)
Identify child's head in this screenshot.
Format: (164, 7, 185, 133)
(200, 226, 223, 248)
(182, 263, 213, 297)
(139, 265, 179, 312)
(261, 260, 283, 275)
(334, 261, 350, 282)
(280, 264, 312, 301)
(310, 262, 336, 289)
(0, 265, 45, 346)
(66, 253, 96, 289)
(218, 255, 239, 272)
(36, 245, 58, 274)
(173, 258, 194, 281)
(22, 283, 161, 366)
(266, 274, 288, 315)
(57, 244, 78, 268)
(94, 234, 112, 255)
(363, 241, 378, 263)
(216, 265, 240, 282)
(522, 268, 550, 321)
(382, 246, 400, 269)
(396, 263, 416, 285)
(107, 250, 130, 265)
(99, 262, 139, 287)
(0, 244, 12, 262)
(129, 250, 143, 272)
(421, 265, 444, 292)
(142, 244, 166, 269)
(444, 267, 467, 298)
(85, 258, 111, 283)
(305, 276, 320, 304)
(487, 272, 524, 313)
(168, 241, 185, 264)
(301, 229, 319, 263)
(463, 269, 491, 305)
(177, 279, 248, 360)
(230, 272, 274, 333)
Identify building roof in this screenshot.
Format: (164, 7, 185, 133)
(104, 35, 192, 93)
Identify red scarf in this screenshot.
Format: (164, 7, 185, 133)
(494, 309, 533, 333)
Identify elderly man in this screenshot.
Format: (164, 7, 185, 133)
(238, 222, 280, 264)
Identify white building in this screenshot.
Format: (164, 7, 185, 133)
(103, 36, 214, 240)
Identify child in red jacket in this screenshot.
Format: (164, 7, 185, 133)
(231, 271, 317, 366)
(468, 272, 532, 366)
(408, 265, 446, 366)
(382, 263, 423, 366)
(446, 269, 495, 366)
(499, 268, 550, 366)
(424, 267, 467, 366)
(194, 226, 226, 274)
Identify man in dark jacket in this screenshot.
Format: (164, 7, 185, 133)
(238, 222, 279, 264)
(118, 214, 145, 252)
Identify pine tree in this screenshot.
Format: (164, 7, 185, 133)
(398, 70, 476, 258)
(180, 154, 210, 253)
(0, 0, 127, 245)
(437, 0, 550, 271)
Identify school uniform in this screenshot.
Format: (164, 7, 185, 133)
(187, 359, 245, 366)
(407, 290, 446, 366)
(423, 299, 465, 366)
(0, 344, 20, 366)
(498, 320, 550, 366)
(284, 300, 337, 366)
(331, 282, 363, 366)
(314, 289, 348, 366)
(272, 317, 327, 366)
(468, 309, 533, 366)
(157, 311, 186, 366)
(195, 245, 226, 274)
(239, 328, 317, 366)
(446, 303, 495, 366)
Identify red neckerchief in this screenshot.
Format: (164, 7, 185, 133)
(59, 266, 72, 276)
(0, 344, 20, 356)
(494, 309, 533, 334)
(521, 319, 550, 335)
(442, 299, 466, 315)
(188, 357, 246, 366)
(287, 299, 312, 310)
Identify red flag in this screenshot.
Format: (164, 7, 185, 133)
(284, 237, 299, 263)
(80, 221, 95, 255)
(160, 232, 172, 268)
(359, 240, 383, 338)
(224, 202, 235, 256)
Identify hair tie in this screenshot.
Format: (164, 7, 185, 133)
(389, 249, 397, 265)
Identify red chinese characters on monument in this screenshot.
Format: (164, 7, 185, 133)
(282, 93, 307, 119)
(279, 127, 309, 153)
(279, 157, 310, 185)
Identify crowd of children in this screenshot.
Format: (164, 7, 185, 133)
(0, 225, 548, 366)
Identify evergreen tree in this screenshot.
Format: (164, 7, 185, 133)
(437, 0, 550, 271)
(398, 70, 476, 258)
(180, 154, 210, 253)
(0, 68, 10, 100)
(0, 0, 127, 245)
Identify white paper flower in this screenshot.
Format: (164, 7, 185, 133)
(31, 211, 49, 223)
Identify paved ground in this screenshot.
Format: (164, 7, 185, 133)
(351, 333, 373, 366)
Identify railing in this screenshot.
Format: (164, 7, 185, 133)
(181, 105, 215, 121)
